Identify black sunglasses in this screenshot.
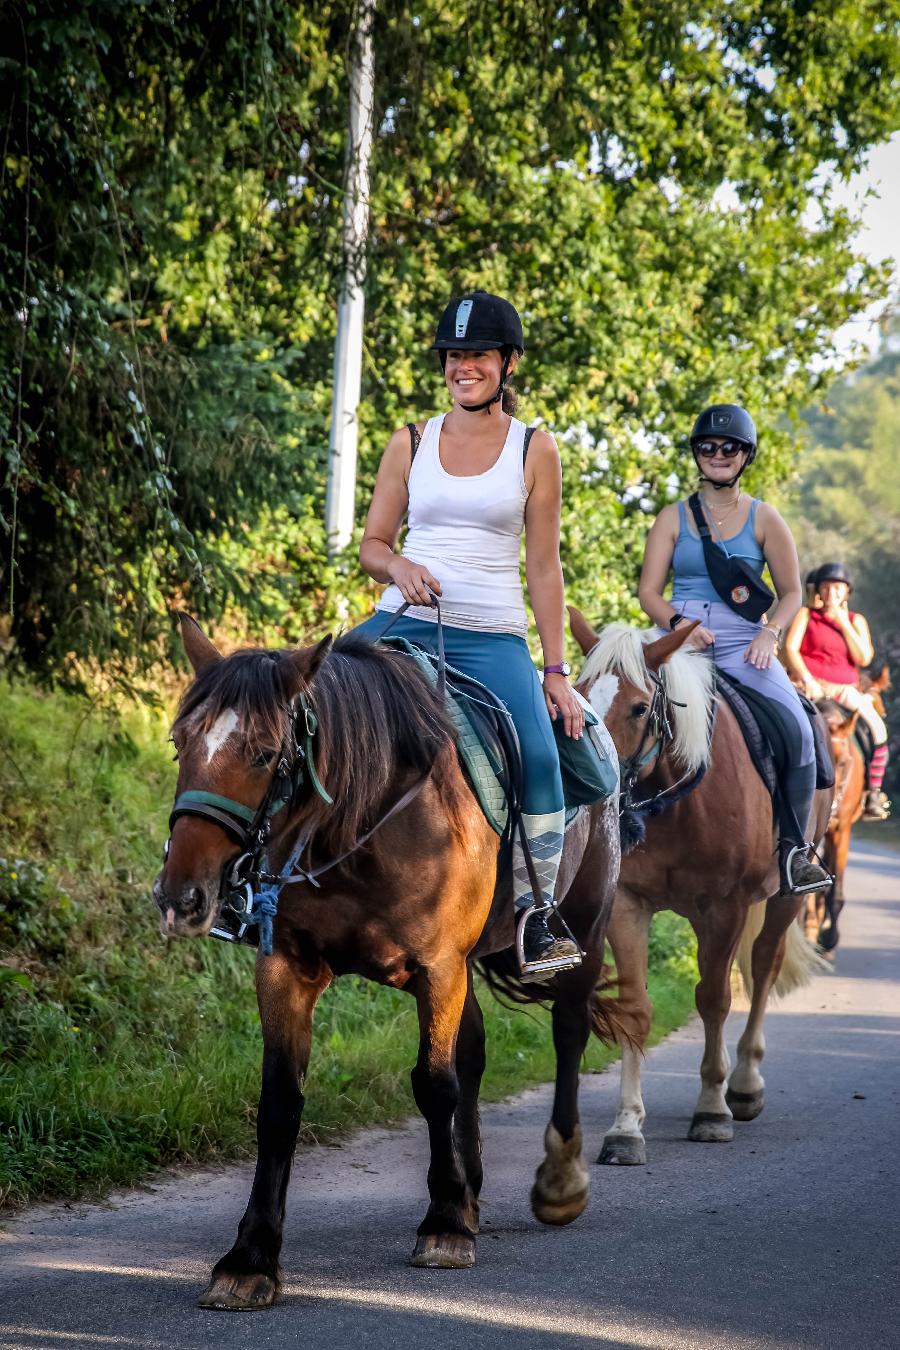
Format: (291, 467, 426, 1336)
(694, 439, 746, 459)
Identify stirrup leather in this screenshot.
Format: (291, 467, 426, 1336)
(515, 905, 583, 982)
(781, 844, 832, 896)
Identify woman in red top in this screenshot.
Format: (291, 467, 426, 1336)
(785, 561, 889, 820)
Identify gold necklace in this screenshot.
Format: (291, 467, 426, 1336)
(701, 492, 742, 528)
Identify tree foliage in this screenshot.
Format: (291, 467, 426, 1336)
(782, 316, 900, 790)
(2, 0, 899, 683)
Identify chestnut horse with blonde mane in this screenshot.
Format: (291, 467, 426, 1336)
(154, 615, 620, 1309)
(568, 608, 830, 1162)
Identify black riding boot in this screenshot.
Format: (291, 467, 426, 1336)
(517, 908, 582, 983)
(778, 762, 831, 895)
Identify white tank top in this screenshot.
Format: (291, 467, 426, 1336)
(377, 412, 529, 636)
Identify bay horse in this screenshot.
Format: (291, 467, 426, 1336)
(567, 608, 830, 1162)
(810, 700, 864, 952)
(154, 614, 619, 1309)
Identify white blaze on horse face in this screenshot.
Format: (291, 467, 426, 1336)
(587, 673, 620, 723)
(204, 709, 240, 764)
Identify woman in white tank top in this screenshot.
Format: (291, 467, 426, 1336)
(356, 291, 583, 980)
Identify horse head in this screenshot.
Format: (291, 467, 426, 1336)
(568, 606, 703, 781)
(817, 697, 860, 825)
(153, 614, 332, 939)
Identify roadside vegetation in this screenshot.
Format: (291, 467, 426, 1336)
(0, 681, 697, 1210)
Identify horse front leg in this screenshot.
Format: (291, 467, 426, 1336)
(688, 904, 746, 1143)
(452, 969, 486, 1235)
(598, 894, 653, 1166)
(727, 894, 802, 1121)
(199, 950, 329, 1310)
(530, 967, 595, 1226)
(409, 957, 474, 1269)
(819, 825, 849, 953)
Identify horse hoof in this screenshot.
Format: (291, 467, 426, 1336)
(531, 1182, 589, 1226)
(410, 1234, 475, 1269)
(688, 1112, 733, 1143)
(597, 1133, 647, 1166)
(725, 1087, 765, 1121)
(531, 1122, 589, 1226)
(197, 1272, 277, 1310)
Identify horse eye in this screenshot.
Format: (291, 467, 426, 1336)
(631, 702, 650, 719)
(251, 749, 276, 769)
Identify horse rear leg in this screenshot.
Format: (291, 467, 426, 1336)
(688, 904, 746, 1143)
(727, 894, 804, 1120)
(409, 957, 475, 1269)
(598, 895, 653, 1166)
(199, 951, 329, 1311)
(452, 969, 486, 1234)
(529, 970, 595, 1226)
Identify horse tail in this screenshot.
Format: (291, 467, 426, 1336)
(735, 898, 830, 1000)
(475, 952, 632, 1049)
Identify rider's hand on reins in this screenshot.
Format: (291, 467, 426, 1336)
(387, 557, 442, 607)
(688, 625, 715, 649)
(544, 672, 585, 740)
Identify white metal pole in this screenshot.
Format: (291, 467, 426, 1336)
(325, 0, 376, 555)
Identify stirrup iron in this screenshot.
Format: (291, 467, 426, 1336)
(515, 905, 583, 983)
(780, 843, 832, 897)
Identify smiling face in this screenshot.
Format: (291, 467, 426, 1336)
(443, 347, 518, 408)
(694, 436, 750, 485)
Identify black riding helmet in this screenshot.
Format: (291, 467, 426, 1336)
(690, 403, 757, 490)
(815, 561, 854, 593)
(432, 291, 524, 413)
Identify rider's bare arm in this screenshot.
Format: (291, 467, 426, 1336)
(359, 427, 442, 605)
(638, 505, 686, 629)
(784, 608, 818, 689)
(524, 431, 584, 739)
(835, 610, 874, 668)
(757, 504, 803, 636)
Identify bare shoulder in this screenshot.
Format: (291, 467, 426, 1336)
(651, 502, 681, 538)
(527, 426, 559, 456)
(755, 498, 791, 539)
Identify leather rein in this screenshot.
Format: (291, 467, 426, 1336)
(616, 664, 704, 816)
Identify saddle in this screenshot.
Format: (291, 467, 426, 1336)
(381, 637, 617, 836)
(716, 672, 834, 795)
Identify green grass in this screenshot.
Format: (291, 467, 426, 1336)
(0, 681, 697, 1211)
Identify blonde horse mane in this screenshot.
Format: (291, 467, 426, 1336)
(579, 622, 715, 775)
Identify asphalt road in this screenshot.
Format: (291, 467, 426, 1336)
(1, 840, 898, 1350)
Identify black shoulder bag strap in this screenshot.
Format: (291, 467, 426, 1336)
(687, 493, 774, 622)
(407, 422, 421, 462)
(523, 426, 536, 465)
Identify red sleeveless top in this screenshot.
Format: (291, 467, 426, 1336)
(799, 609, 859, 685)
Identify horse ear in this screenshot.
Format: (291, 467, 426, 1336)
(178, 612, 223, 673)
(872, 664, 891, 692)
(568, 605, 599, 656)
(643, 620, 700, 672)
(837, 708, 860, 738)
(281, 635, 333, 697)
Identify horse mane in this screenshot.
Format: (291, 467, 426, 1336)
(578, 622, 715, 774)
(176, 633, 459, 857)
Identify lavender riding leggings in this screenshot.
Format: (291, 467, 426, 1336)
(668, 599, 814, 767)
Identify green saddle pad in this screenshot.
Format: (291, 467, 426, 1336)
(381, 638, 617, 836)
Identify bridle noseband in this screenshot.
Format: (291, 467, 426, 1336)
(617, 667, 681, 808)
(164, 690, 333, 943)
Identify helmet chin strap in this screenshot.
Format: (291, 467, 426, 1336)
(693, 452, 749, 491)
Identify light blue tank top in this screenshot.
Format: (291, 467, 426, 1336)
(671, 499, 764, 604)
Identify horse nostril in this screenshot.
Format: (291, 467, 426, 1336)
(187, 886, 205, 911)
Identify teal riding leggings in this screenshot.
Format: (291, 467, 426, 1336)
(353, 612, 564, 815)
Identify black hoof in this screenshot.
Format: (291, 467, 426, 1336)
(725, 1087, 765, 1121)
(688, 1112, 733, 1143)
(597, 1133, 647, 1166)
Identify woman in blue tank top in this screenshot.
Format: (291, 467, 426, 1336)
(638, 403, 829, 896)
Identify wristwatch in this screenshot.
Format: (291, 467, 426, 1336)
(669, 614, 686, 630)
(543, 662, 571, 677)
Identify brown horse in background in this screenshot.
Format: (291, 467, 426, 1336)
(568, 608, 830, 1164)
(811, 700, 864, 952)
(154, 615, 620, 1309)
